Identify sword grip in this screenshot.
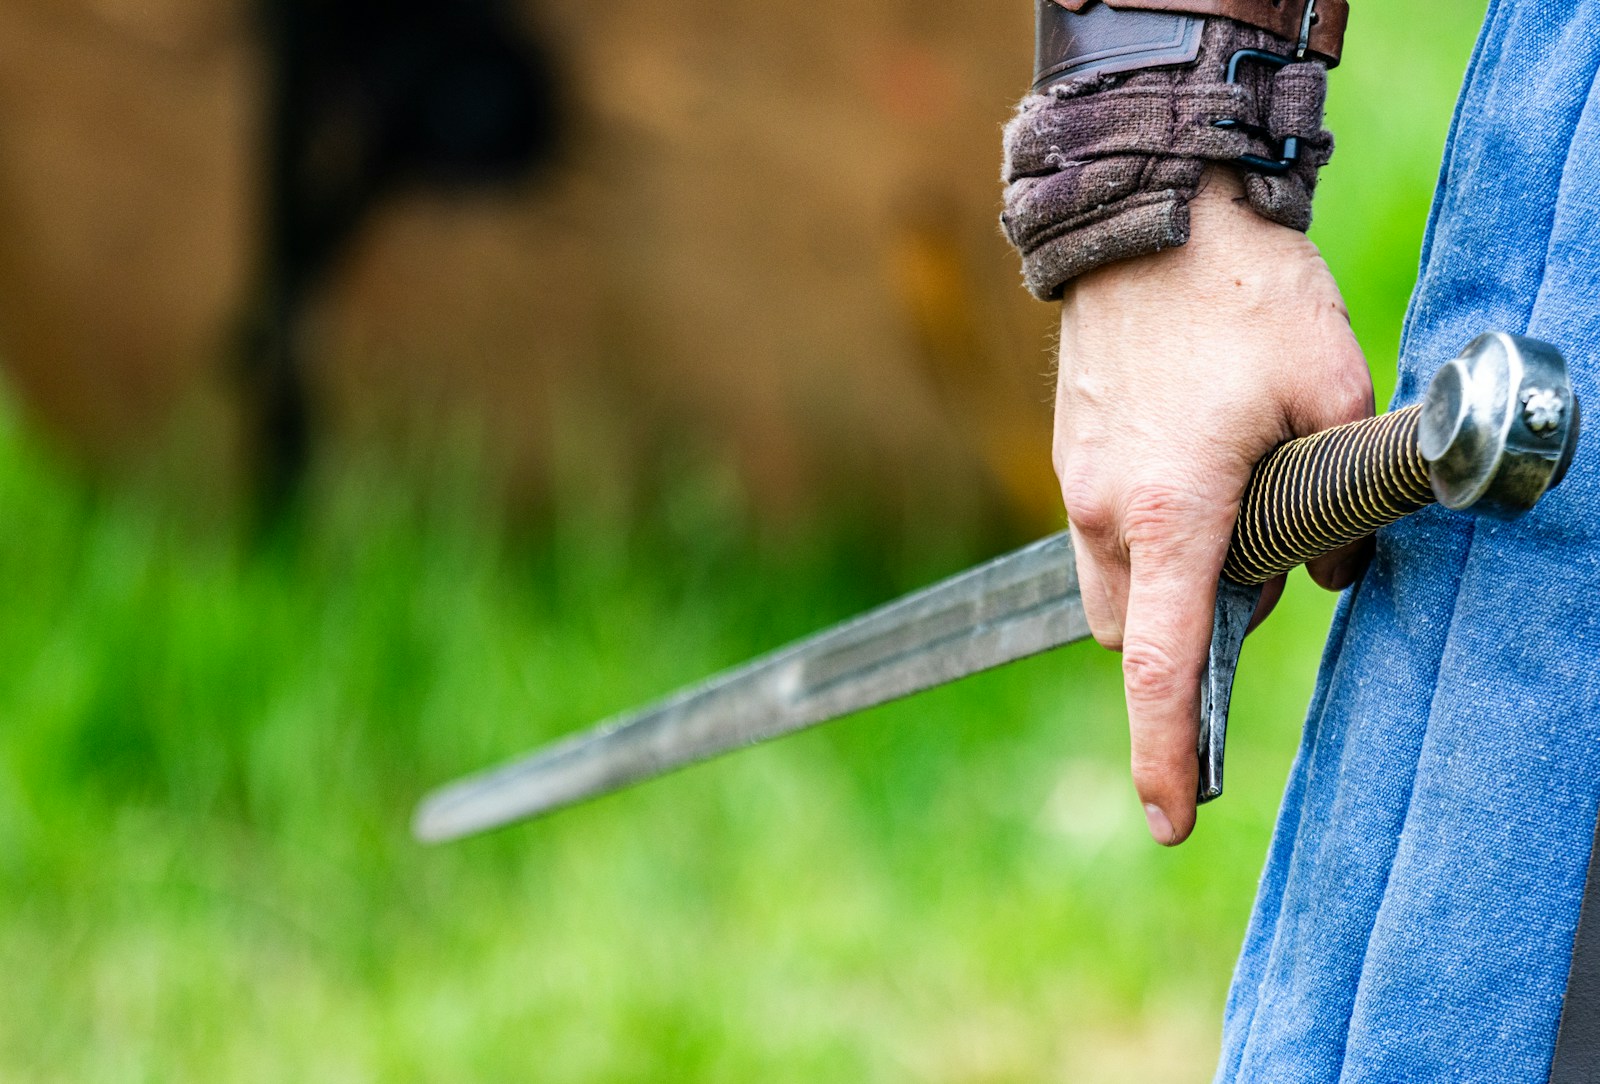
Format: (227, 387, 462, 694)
(1223, 405, 1433, 586)
(1201, 334, 1576, 805)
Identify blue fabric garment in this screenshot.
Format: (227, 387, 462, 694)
(1216, 4, 1600, 1081)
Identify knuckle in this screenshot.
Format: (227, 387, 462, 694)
(1119, 484, 1207, 549)
(1335, 374, 1375, 423)
(1297, 367, 1375, 430)
(1067, 499, 1116, 541)
(1059, 476, 1116, 539)
(1122, 640, 1188, 703)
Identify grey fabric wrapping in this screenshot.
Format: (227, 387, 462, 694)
(1001, 20, 1333, 300)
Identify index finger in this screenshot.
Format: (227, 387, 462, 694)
(1119, 530, 1230, 846)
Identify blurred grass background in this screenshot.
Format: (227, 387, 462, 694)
(0, 3, 1485, 1081)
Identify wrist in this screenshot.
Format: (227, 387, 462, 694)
(1062, 172, 1321, 339)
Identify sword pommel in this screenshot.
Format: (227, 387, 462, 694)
(1419, 332, 1579, 518)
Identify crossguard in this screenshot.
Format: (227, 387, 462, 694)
(1198, 333, 1580, 802)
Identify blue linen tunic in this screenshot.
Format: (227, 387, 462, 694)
(1216, 5, 1600, 1080)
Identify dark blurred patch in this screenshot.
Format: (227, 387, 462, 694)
(245, 0, 565, 517)
(0, 0, 1060, 545)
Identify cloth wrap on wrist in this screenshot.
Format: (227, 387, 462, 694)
(1001, 17, 1333, 300)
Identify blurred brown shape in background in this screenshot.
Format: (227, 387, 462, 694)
(0, 0, 1062, 535)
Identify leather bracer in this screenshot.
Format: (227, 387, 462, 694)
(1002, 3, 1337, 300)
(1046, 0, 1347, 68)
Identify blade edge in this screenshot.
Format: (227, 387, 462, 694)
(414, 531, 1090, 842)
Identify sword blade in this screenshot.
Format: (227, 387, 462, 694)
(413, 531, 1090, 842)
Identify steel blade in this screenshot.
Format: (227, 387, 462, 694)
(413, 530, 1090, 842)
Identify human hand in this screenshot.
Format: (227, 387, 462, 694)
(1055, 168, 1373, 847)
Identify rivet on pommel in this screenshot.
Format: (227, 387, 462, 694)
(1523, 388, 1566, 437)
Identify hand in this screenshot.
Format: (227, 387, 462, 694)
(1055, 168, 1373, 847)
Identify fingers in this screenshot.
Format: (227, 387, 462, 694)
(1118, 493, 1230, 848)
(1286, 326, 1378, 593)
(1305, 536, 1376, 592)
(1247, 575, 1286, 634)
(1067, 476, 1236, 847)
(1068, 521, 1128, 650)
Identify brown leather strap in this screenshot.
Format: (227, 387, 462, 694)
(1034, 5, 1206, 90)
(1048, 0, 1349, 66)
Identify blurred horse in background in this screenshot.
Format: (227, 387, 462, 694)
(0, 0, 1060, 538)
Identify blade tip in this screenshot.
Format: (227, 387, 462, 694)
(410, 798, 467, 845)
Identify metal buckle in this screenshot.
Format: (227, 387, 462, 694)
(1211, 49, 1300, 177)
(1295, 0, 1319, 60)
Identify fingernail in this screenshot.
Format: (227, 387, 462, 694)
(1143, 803, 1175, 845)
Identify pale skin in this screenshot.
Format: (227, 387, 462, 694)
(1056, 167, 1375, 846)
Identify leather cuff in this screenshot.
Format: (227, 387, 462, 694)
(1049, 0, 1347, 68)
(1002, 15, 1333, 300)
(1035, 4, 1204, 89)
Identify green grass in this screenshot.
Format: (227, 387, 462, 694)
(0, 4, 1485, 1080)
(0, 420, 1330, 1083)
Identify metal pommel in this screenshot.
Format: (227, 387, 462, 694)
(1418, 332, 1581, 519)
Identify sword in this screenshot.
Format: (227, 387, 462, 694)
(414, 333, 1579, 843)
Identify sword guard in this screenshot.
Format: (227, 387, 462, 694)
(1197, 577, 1263, 804)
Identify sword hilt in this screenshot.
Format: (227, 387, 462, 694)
(1224, 406, 1433, 584)
(1199, 332, 1580, 803)
(1226, 332, 1580, 585)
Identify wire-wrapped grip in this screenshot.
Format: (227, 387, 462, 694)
(1223, 407, 1432, 584)
(1221, 333, 1579, 587)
